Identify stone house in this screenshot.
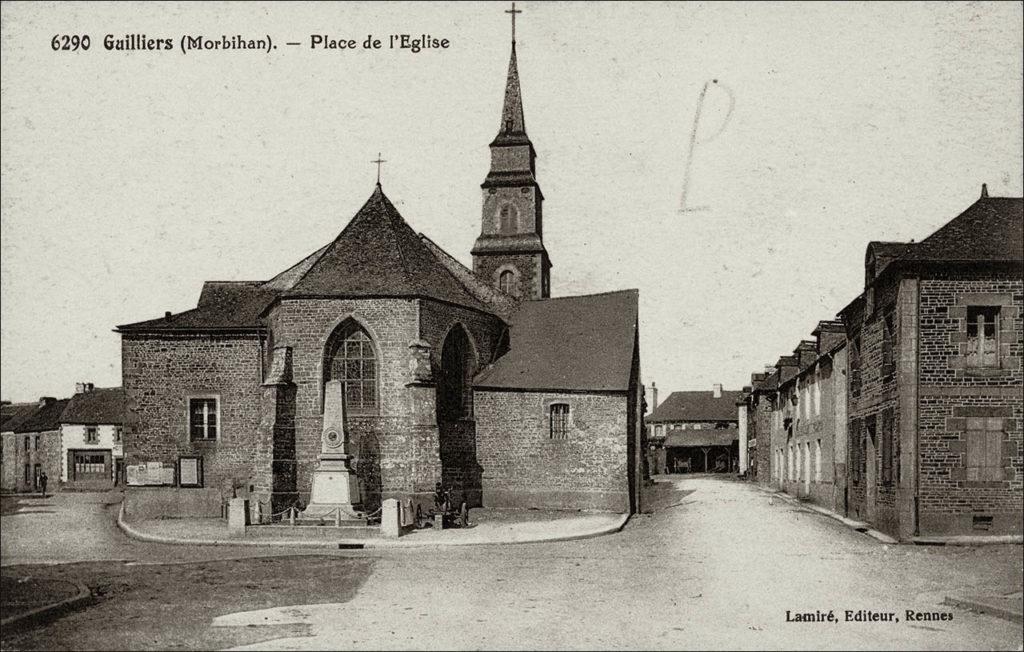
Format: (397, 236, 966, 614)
(840, 189, 1022, 539)
(763, 324, 848, 514)
(60, 384, 126, 490)
(646, 385, 741, 474)
(117, 38, 645, 519)
(0, 397, 68, 493)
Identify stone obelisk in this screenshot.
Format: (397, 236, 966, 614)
(301, 379, 362, 520)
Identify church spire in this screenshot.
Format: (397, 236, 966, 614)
(472, 4, 551, 301)
(498, 44, 526, 136)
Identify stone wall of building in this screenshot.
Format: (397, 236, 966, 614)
(914, 271, 1023, 535)
(0, 430, 61, 493)
(266, 297, 454, 509)
(473, 253, 542, 300)
(473, 389, 630, 512)
(121, 332, 264, 499)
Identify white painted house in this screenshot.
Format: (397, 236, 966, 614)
(60, 384, 125, 489)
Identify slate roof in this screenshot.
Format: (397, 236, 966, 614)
(898, 196, 1023, 263)
(647, 390, 743, 423)
(2, 399, 70, 433)
(118, 185, 490, 332)
(664, 427, 738, 448)
(61, 388, 125, 425)
(281, 186, 487, 311)
(474, 290, 639, 392)
(1, 403, 36, 430)
(117, 281, 277, 332)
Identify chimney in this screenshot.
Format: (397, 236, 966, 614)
(651, 382, 658, 410)
(38, 396, 56, 407)
(713, 383, 723, 398)
(812, 320, 846, 355)
(75, 382, 85, 394)
(164, 311, 173, 321)
(981, 183, 988, 199)
(794, 340, 817, 369)
(775, 356, 799, 385)
(86, 382, 94, 392)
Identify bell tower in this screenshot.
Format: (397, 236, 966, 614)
(471, 5, 551, 300)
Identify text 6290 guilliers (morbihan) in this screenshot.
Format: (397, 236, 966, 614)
(51, 33, 451, 55)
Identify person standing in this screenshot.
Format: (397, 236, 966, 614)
(39, 471, 48, 496)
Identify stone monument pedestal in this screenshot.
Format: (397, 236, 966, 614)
(301, 456, 363, 520)
(299, 379, 364, 522)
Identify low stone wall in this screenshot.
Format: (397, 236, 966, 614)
(123, 486, 223, 520)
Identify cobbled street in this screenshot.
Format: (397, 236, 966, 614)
(2, 477, 1021, 650)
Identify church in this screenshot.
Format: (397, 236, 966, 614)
(117, 26, 646, 519)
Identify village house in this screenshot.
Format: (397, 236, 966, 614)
(840, 188, 1022, 539)
(741, 187, 1022, 540)
(60, 384, 126, 490)
(646, 385, 742, 474)
(116, 35, 645, 521)
(761, 324, 848, 514)
(1, 397, 67, 493)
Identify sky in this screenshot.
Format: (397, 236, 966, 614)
(1, 1, 1022, 403)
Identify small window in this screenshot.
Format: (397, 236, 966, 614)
(549, 403, 570, 440)
(189, 398, 219, 441)
(499, 204, 518, 234)
(850, 336, 862, 398)
(85, 427, 98, 444)
(24, 436, 30, 451)
(498, 269, 516, 295)
(965, 417, 1003, 481)
(114, 427, 123, 443)
(966, 306, 1000, 368)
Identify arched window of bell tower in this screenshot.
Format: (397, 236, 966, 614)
(499, 203, 518, 234)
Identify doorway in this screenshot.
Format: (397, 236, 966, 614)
(865, 418, 877, 523)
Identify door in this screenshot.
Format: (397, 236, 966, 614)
(865, 429, 877, 523)
(114, 459, 125, 486)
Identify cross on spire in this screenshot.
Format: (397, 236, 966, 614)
(371, 152, 386, 185)
(505, 2, 522, 43)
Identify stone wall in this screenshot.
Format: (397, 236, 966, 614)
(914, 271, 1023, 535)
(121, 332, 264, 500)
(266, 298, 431, 506)
(473, 253, 542, 300)
(473, 389, 630, 512)
(0, 430, 61, 493)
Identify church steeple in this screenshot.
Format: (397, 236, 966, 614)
(497, 43, 526, 138)
(472, 7, 551, 301)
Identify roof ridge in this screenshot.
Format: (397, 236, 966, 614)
(377, 189, 419, 292)
(526, 288, 639, 302)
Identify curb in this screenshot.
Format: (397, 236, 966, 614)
(0, 580, 91, 631)
(914, 535, 1023, 546)
(117, 503, 631, 549)
(759, 486, 899, 544)
(943, 595, 1024, 624)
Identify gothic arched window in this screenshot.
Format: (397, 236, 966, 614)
(499, 204, 518, 234)
(498, 269, 516, 295)
(324, 321, 377, 415)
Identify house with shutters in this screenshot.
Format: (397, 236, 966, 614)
(116, 35, 645, 520)
(840, 188, 1022, 539)
(741, 188, 1022, 540)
